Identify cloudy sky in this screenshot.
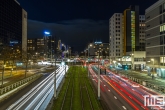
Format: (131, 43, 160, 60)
(17, 0, 157, 52)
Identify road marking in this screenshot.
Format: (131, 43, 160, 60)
(122, 106, 127, 109)
(141, 106, 145, 109)
(108, 89, 110, 92)
(114, 96, 117, 99)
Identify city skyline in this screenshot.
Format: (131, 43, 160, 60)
(17, 0, 157, 51)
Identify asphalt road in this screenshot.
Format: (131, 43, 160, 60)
(0, 72, 51, 110)
(2, 66, 67, 110)
(90, 65, 146, 110)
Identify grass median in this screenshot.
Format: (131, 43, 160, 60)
(52, 66, 103, 110)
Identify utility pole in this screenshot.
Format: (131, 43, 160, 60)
(51, 35, 52, 65)
(88, 46, 89, 77)
(85, 50, 86, 67)
(98, 51, 100, 100)
(109, 40, 111, 65)
(54, 36, 57, 99)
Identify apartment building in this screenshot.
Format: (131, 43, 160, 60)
(109, 6, 146, 70)
(109, 13, 123, 60)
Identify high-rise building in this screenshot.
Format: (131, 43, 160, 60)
(109, 6, 146, 70)
(27, 37, 56, 61)
(109, 13, 123, 60)
(123, 5, 140, 54)
(139, 15, 146, 51)
(0, 0, 27, 52)
(145, 0, 165, 77)
(87, 42, 109, 58)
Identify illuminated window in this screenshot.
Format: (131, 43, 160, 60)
(162, 25, 164, 31)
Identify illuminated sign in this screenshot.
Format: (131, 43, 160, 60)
(10, 41, 18, 44)
(144, 95, 165, 107)
(95, 41, 102, 44)
(44, 32, 50, 35)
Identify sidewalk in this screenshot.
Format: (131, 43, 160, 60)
(105, 65, 165, 94)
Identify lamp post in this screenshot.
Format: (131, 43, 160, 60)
(109, 37, 111, 66)
(130, 53, 134, 71)
(88, 44, 92, 77)
(98, 51, 100, 100)
(51, 35, 52, 65)
(69, 47, 71, 66)
(84, 49, 87, 67)
(54, 36, 57, 99)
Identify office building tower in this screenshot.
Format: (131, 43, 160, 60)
(0, 0, 27, 53)
(123, 5, 140, 54)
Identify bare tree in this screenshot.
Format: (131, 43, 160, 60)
(22, 49, 32, 78)
(0, 46, 11, 87)
(9, 48, 21, 76)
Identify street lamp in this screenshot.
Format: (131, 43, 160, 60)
(88, 44, 92, 77)
(130, 53, 134, 71)
(54, 36, 57, 99)
(84, 49, 87, 67)
(98, 50, 100, 100)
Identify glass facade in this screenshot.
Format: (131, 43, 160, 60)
(0, 0, 22, 49)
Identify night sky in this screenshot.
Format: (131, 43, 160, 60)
(17, 0, 157, 52)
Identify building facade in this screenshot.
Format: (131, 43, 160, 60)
(145, 0, 165, 77)
(0, 0, 27, 53)
(123, 5, 140, 54)
(87, 42, 109, 58)
(27, 36, 56, 61)
(139, 15, 146, 51)
(109, 6, 146, 70)
(109, 13, 123, 60)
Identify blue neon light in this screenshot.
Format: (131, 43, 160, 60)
(95, 41, 102, 44)
(44, 31, 50, 35)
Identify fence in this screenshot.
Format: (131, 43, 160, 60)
(0, 74, 41, 95)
